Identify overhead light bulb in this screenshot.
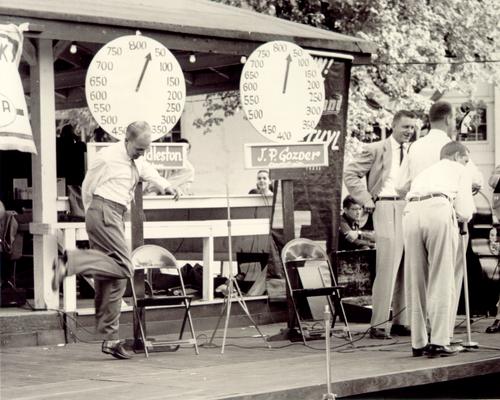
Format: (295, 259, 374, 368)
(69, 43, 77, 54)
(240, 56, 247, 64)
(189, 54, 196, 63)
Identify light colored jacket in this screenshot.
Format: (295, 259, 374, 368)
(343, 138, 392, 206)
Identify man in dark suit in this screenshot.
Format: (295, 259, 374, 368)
(344, 110, 416, 338)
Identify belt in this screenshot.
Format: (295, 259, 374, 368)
(92, 195, 127, 213)
(408, 193, 450, 202)
(375, 196, 401, 202)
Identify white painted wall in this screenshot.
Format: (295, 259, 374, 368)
(442, 82, 497, 202)
(180, 95, 273, 196)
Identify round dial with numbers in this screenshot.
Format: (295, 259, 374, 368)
(240, 41, 325, 142)
(85, 35, 185, 141)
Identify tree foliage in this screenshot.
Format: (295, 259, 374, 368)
(205, 0, 500, 138)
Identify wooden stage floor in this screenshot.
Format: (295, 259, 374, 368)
(1, 319, 499, 400)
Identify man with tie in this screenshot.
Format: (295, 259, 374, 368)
(344, 110, 416, 339)
(51, 121, 178, 359)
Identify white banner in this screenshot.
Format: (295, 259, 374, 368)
(0, 23, 36, 153)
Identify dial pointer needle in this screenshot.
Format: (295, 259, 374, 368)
(282, 54, 292, 94)
(135, 53, 152, 92)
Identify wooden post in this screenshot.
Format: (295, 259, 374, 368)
(268, 169, 305, 339)
(281, 180, 295, 244)
(30, 38, 59, 310)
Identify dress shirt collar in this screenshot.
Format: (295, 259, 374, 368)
(119, 140, 138, 165)
(389, 135, 407, 150)
(426, 128, 450, 141)
(119, 140, 131, 160)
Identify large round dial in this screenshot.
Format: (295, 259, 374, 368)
(85, 35, 185, 141)
(240, 41, 325, 142)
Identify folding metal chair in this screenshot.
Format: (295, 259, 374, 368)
(130, 244, 199, 357)
(281, 238, 352, 344)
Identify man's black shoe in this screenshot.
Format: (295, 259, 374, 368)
(485, 319, 500, 333)
(369, 327, 392, 339)
(426, 344, 458, 358)
(390, 324, 411, 336)
(51, 254, 67, 291)
(412, 344, 430, 357)
(102, 341, 132, 359)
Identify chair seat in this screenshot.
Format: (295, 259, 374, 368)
(292, 286, 343, 297)
(137, 295, 192, 308)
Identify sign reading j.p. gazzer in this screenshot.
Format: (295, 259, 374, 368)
(244, 142, 328, 169)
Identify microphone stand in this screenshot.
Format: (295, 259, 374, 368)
(459, 222, 478, 348)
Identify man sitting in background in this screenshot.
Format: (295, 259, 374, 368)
(339, 195, 376, 251)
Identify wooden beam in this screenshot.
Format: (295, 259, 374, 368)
(2, 15, 263, 55)
(55, 88, 88, 110)
(179, 53, 242, 72)
(3, 15, 374, 60)
(22, 38, 37, 66)
(30, 38, 59, 310)
(53, 40, 70, 58)
(23, 69, 86, 93)
(58, 50, 92, 69)
(192, 66, 242, 86)
(54, 91, 68, 100)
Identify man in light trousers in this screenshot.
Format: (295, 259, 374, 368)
(402, 141, 474, 358)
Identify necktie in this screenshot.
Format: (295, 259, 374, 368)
(130, 159, 139, 200)
(399, 144, 404, 165)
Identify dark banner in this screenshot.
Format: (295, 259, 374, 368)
(295, 58, 351, 253)
(265, 57, 351, 300)
(271, 57, 351, 253)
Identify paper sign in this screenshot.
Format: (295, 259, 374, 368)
(0, 24, 36, 153)
(244, 142, 328, 169)
(87, 142, 187, 170)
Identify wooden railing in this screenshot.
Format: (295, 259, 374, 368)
(31, 218, 271, 312)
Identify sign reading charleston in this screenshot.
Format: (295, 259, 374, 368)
(244, 143, 328, 169)
(87, 142, 187, 170)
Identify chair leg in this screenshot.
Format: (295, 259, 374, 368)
(185, 301, 199, 355)
(130, 279, 149, 358)
(330, 292, 354, 344)
(329, 271, 354, 343)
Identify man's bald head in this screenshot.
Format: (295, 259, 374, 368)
(125, 121, 152, 159)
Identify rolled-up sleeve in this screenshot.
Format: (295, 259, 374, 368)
(454, 169, 474, 222)
(139, 160, 171, 193)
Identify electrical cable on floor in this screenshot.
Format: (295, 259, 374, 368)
(19, 300, 500, 354)
(454, 315, 487, 328)
(24, 299, 104, 344)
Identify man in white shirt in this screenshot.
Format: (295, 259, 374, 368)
(403, 141, 474, 358)
(397, 101, 483, 195)
(397, 101, 483, 344)
(344, 110, 416, 339)
(51, 121, 178, 359)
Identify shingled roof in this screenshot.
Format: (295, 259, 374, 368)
(0, 0, 375, 55)
(1, 0, 374, 108)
